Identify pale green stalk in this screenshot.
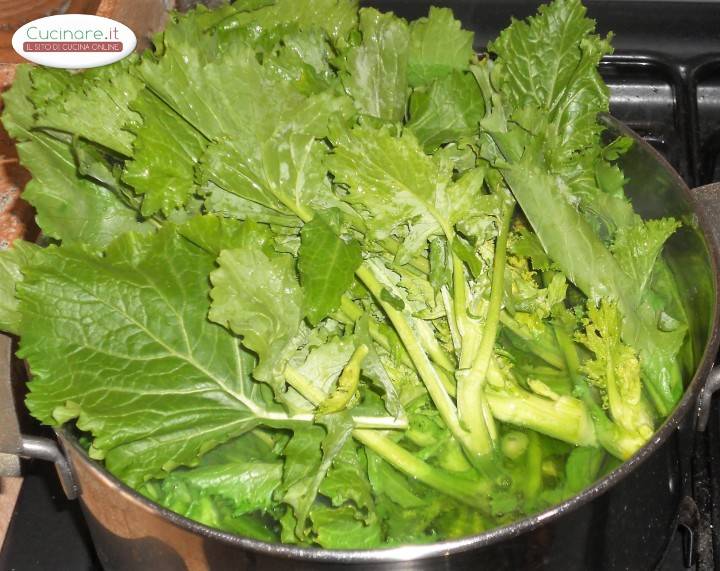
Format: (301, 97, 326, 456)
(455, 202, 514, 458)
(284, 363, 485, 508)
(354, 264, 482, 457)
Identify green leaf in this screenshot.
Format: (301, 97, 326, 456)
(489, 0, 612, 155)
(202, 183, 302, 227)
(366, 449, 426, 509)
(32, 58, 144, 156)
(339, 8, 410, 122)
(284, 336, 356, 412)
(280, 415, 354, 539)
(1, 64, 35, 140)
(144, 460, 283, 515)
(178, 215, 273, 257)
(140, 41, 304, 143)
(563, 446, 605, 495)
(209, 246, 303, 381)
(327, 125, 452, 259)
(298, 215, 362, 324)
(0, 242, 37, 335)
(200, 93, 351, 221)
(309, 504, 383, 548)
(407, 71, 484, 152)
(18, 228, 276, 486)
(319, 441, 375, 514)
(214, 0, 358, 46)
(16, 133, 148, 248)
(611, 217, 680, 295)
(122, 89, 208, 216)
(353, 316, 403, 417)
(511, 227, 552, 271)
(139, 433, 282, 542)
(407, 6, 474, 87)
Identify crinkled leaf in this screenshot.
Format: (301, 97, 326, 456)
(319, 440, 375, 514)
(489, 0, 612, 155)
(327, 125, 451, 259)
(139, 436, 281, 542)
(141, 41, 303, 142)
(142, 460, 283, 515)
(309, 504, 383, 548)
(203, 182, 302, 227)
(33, 58, 144, 156)
(200, 95, 351, 219)
(611, 217, 680, 295)
(408, 6, 474, 87)
(354, 316, 403, 417)
(178, 215, 273, 257)
(0, 242, 37, 335)
(280, 415, 353, 538)
(1, 64, 35, 140)
(209, 246, 303, 381)
(216, 0, 358, 46)
(123, 89, 208, 216)
(511, 227, 552, 271)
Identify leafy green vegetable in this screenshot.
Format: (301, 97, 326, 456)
(408, 6, 475, 87)
(407, 70, 485, 152)
(18, 228, 276, 485)
(0, 0, 690, 550)
(122, 89, 207, 217)
(339, 8, 410, 122)
(0, 241, 37, 335)
(209, 246, 303, 384)
(299, 215, 363, 325)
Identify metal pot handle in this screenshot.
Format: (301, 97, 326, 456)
(0, 333, 78, 498)
(689, 182, 720, 431)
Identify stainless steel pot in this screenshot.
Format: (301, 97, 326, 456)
(2, 117, 720, 571)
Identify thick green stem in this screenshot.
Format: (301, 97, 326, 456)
(470, 202, 514, 376)
(353, 429, 489, 509)
(553, 325, 644, 460)
(283, 366, 407, 430)
(355, 263, 481, 457)
(441, 286, 462, 353)
(284, 364, 483, 507)
(499, 311, 565, 369)
(415, 318, 456, 372)
(485, 385, 596, 446)
(454, 202, 514, 459)
(452, 254, 471, 364)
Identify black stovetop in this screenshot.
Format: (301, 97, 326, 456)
(2, 1, 720, 570)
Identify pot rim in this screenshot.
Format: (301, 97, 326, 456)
(57, 116, 720, 563)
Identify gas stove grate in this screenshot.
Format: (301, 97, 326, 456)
(602, 52, 720, 189)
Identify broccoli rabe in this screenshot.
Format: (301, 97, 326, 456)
(0, 0, 686, 548)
